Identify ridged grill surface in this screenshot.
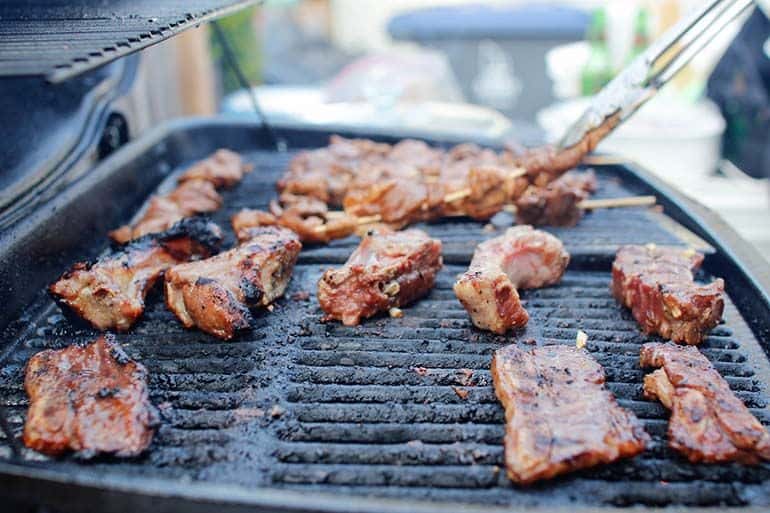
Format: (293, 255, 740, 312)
(0, 0, 257, 81)
(1, 148, 768, 509)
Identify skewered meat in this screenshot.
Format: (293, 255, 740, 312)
(514, 170, 598, 227)
(23, 335, 158, 457)
(454, 226, 569, 334)
(612, 245, 724, 345)
(165, 226, 301, 339)
(109, 179, 222, 244)
(492, 344, 648, 484)
(50, 218, 221, 331)
(318, 228, 442, 326)
(232, 200, 358, 244)
(640, 342, 770, 464)
(177, 148, 253, 188)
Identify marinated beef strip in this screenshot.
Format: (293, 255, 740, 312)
(177, 148, 253, 188)
(640, 342, 770, 464)
(23, 335, 158, 457)
(165, 226, 301, 340)
(514, 170, 598, 227)
(612, 244, 724, 345)
(231, 193, 358, 244)
(109, 179, 223, 244)
(454, 226, 569, 334)
(50, 218, 222, 331)
(317, 228, 443, 326)
(492, 344, 649, 485)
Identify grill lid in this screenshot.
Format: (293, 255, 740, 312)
(0, 0, 259, 82)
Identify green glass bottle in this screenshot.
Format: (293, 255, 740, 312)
(580, 9, 612, 96)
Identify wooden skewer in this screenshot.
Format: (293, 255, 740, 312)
(577, 195, 657, 210)
(581, 155, 629, 166)
(443, 167, 528, 204)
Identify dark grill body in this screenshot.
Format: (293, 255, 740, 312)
(0, 121, 769, 512)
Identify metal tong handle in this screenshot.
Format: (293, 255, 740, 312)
(558, 0, 754, 150)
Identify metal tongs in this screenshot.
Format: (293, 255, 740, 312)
(558, 0, 754, 151)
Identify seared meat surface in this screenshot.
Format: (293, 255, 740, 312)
(165, 226, 301, 339)
(318, 228, 442, 326)
(492, 344, 648, 484)
(514, 170, 597, 227)
(110, 149, 250, 243)
(24, 335, 158, 457)
(454, 226, 569, 334)
(177, 148, 253, 188)
(50, 218, 221, 331)
(109, 179, 222, 244)
(232, 193, 358, 244)
(640, 342, 770, 464)
(612, 245, 724, 344)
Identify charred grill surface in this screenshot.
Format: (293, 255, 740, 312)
(1, 147, 769, 509)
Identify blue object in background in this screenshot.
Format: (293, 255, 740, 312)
(388, 3, 590, 121)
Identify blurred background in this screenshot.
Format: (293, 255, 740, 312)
(123, 0, 768, 256)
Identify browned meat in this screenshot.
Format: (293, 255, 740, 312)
(109, 179, 222, 244)
(640, 342, 770, 464)
(612, 245, 724, 345)
(343, 178, 446, 229)
(492, 344, 648, 484)
(50, 218, 221, 331)
(514, 170, 597, 227)
(23, 335, 158, 457)
(232, 202, 357, 245)
(454, 226, 569, 334)
(318, 228, 442, 325)
(165, 226, 301, 339)
(177, 149, 253, 188)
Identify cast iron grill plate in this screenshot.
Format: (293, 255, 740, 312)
(1, 143, 769, 510)
(0, 0, 258, 81)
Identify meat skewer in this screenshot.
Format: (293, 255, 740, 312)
(317, 227, 442, 326)
(640, 342, 770, 464)
(50, 218, 222, 331)
(454, 226, 569, 334)
(23, 335, 158, 457)
(165, 226, 301, 340)
(492, 344, 649, 485)
(612, 244, 724, 345)
(110, 149, 251, 243)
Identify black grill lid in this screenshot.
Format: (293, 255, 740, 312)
(0, 0, 259, 82)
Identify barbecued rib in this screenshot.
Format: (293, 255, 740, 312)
(177, 148, 253, 188)
(109, 179, 223, 244)
(640, 342, 770, 464)
(50, 218, 222, 331)
(454, 226, 569, 334)
(514, 170, 597, 227)
(492, 344, 648, 484)
(317, 228, 442, 326)
(165, 226, 301, 339)
(612, 245, 724, 345)
(23, 335, 158, 457)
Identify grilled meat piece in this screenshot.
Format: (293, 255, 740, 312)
(50, 218, 221, 331)
(23, 335, 158, 457)
(177, 149, 253, 188)
(165, 226, 301, 339)
(640, 342, 770, 464)
(454, 226, 569, 334)
(343, 179, 446, 229)
(612, 245, 724, 345)
(514, 170, 597, 227)
(318, 228, 442, 326)
(492, 344, 648, 484)
(109, 179, 223, 244)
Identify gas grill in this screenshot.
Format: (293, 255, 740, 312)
(0, 119, 769, 512)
